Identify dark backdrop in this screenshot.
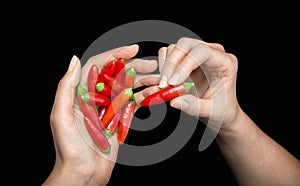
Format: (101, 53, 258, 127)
(7, 3, 299, 186)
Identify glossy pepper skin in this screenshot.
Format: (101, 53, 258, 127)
(81, 92, 111, 106)
(77, 85, 102, 127)
(97, 106, 106, 121)
(103, 73, 127, 93)
(114, 58, 125, 83)
(124, 67, 136, 88)
(83, 116, 111, 154)
(140, 82, 194, 106)
(87, 65, 99, 93)
(76, 84, 110, 153)
(101, 88, 133, 128)
(118, 100, 136, 145)
(104, 110, 121, 138)
(96, 82, 116, 97)
(97, 60, 117, 83)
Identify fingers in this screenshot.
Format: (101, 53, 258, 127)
(85, 44, 139, 68)
(81, 45, 140, 85)
(126, 58, 157, 73)
(159, 38, 203, 87)
(170, 94, 212, 118)
(158, 37, 238, 87)
(134, 74, 161, 88)
(51, 55, 81, 119)
(158, 45, 175, 88)
(169, 42, 213, 85)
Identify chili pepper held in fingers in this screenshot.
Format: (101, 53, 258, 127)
(124, 67, 136, 88)
(118, 99, 136, 145)
(81, 92, 111, 106)
(140, 82, 194, 106)
(87, 65, 99, 93)
(103, 73, 127, 93)
(97, 60, 117, 83)
(101, 88, 133, 128)
(96, 82, 116, 97)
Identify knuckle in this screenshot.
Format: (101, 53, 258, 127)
(227, 53, 238, 71)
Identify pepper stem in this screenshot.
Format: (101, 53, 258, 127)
(126, 67, 136, 76)
(77, 84, 87, 96)
(96, 82, 104, 92)
(183, 82, 194, 93)
(81, 92, 91, 102)
(101, 145, 111, 154)
(124, 88, 133, 97)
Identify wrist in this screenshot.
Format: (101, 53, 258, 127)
(217, 106, 247, 140)
(43, 163, 94, 186)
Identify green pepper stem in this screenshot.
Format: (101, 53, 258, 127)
(183, 82, 194, 93)
(126, 67, 136, 76)
(81, 92, 91, 102)
(96, 82, 105, 92)
(77, 84, 87, 96)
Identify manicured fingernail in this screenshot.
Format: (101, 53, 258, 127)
(171, 99, 188, 110)
(68, 55, 77, 71)
(169, 73, 179, 85)
(181, 100, 188, 109)
(159, 75, 168, 88)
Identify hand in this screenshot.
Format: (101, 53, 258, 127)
(44, 45, 158, 186)
(157, 37, 239, 132)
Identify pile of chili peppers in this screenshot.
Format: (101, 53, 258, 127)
(77, 58, 137, 154)
(77, 58, 194, 154)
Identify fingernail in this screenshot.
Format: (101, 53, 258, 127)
(171, 99, 188, 110)
(169, 73, 179, 85)
(130, 44, 139, 49)
(159, 75, 168, 88)
(181, 100, 188, 109)
(68, 55, 78, 71)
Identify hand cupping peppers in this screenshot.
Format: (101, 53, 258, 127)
(77, 58, 137, 153)
(76, 84, 111, 153)
(140, 82, 194, 106)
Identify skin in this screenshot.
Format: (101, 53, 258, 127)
(43, 44, 159, 186)
(157, 37, 300, 186)
(44, 37, 300, 186)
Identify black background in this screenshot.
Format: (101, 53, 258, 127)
(6, 3, 299, 186)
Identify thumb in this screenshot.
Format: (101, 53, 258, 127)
(52, 55, 81, 115)
(170, 94, 212, 119)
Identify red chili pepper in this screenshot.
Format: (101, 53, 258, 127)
(104, 110, 121, 138)
(118, 100, 136, 145)
(77, 85, 110, 153)
(140, 82, 194, 106)
(96, 82, 116, 97)
(97, 106, 106, 121)
(81, 92, 111, 106)
(77, 85, 105, 129)
(83, 116, 111, 154)
(97, 60, 117, 83)
(103, 73, 127, 93)
(114, 58, 125, 83)
(101, 88, 133, 128)
(87, 65, 99, 93)
(124, 67, 136, 88)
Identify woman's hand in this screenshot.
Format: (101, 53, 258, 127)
(43, 44, 158, 186)
(157, 37, 240, 132)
